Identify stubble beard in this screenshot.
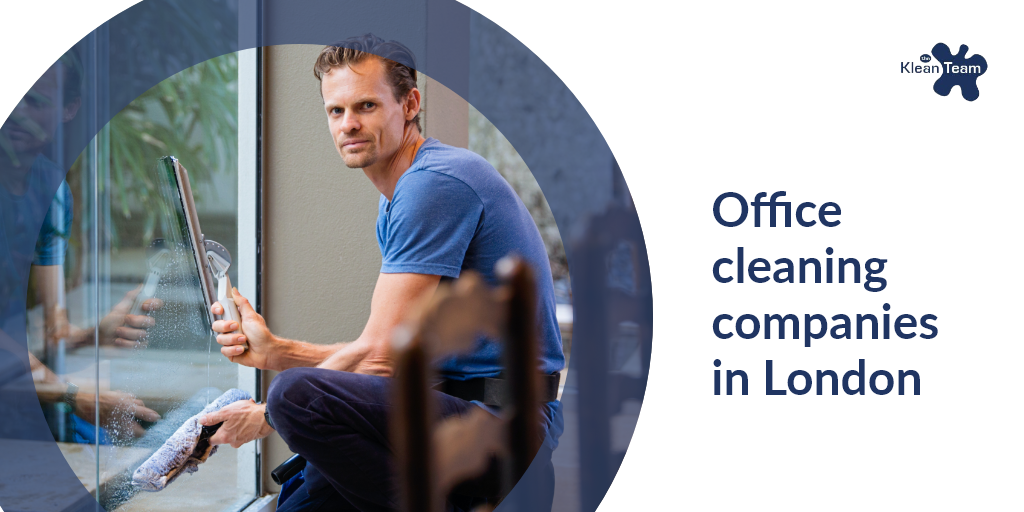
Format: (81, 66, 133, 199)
(339, 142, 378, 169)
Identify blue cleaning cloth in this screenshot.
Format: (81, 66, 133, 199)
(70, 413, 110, 445)
(131, 388, 251, 491)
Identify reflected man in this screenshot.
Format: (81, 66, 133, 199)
(0, 51, 160, 443)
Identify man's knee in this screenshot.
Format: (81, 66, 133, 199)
(267, 368, 391, 436)
(267, 367, 323, 437)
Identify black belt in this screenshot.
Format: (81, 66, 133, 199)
(436, 373, 561, 408)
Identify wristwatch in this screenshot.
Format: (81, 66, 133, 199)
(262, 402, 275, 430)
(61, 382, 79, 411)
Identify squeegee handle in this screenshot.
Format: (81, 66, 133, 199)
(220, 295, 242, 327)
(217, 276, 247, 351)
(129, 269, 161, 317)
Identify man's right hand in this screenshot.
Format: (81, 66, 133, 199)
(212, 288, 276, 370)
(199, 399, 273, 448)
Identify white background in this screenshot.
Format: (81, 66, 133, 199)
(3, 1, 1021, 510)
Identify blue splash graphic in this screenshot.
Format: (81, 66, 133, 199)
(931, 43, 987, 101)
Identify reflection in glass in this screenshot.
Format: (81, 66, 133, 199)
(98, 154, 246, 510)
(20, 53, 254, 510)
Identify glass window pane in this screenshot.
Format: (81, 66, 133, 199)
(100, 52, 253, 512)
(20, 52, 255, 511)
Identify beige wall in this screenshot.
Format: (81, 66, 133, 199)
(260, 44, 467, 492)
(419, 71, 468, 149)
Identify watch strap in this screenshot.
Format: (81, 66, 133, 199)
(262, 402, 275, 430)
(62, 382, 78, 410)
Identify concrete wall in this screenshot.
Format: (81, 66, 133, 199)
(419, 72, 468, 149)
(260, 44, 467, 492)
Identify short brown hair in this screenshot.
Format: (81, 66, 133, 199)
(314, 34, 421, 132)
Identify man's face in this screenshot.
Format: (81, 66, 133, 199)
(322, 58, 411, 170)
(0, 64, 78, 156)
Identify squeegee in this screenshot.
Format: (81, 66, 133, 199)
(159, 156, 246, 347)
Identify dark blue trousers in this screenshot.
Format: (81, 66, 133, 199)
(268, 367, 559, 512)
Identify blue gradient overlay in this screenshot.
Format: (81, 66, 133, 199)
(0, 1, 652, 510)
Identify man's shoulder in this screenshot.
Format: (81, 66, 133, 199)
(415, 139, 498, 182)
(393, 154, 484, 213)
(409, 138, 516, 201)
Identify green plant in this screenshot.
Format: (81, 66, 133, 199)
(108, 53, 238, 244)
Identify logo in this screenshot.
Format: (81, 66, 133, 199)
(901, 43, 987, 101)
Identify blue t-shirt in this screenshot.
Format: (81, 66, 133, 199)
(376, 138, 564, 380)
(0, 155, 71, 335)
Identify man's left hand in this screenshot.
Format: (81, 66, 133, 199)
(199, 399, 274, 448)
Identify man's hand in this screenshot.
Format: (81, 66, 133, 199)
(211, 274, 441, 373)
(74, 390, 161, 439)
(212, 288, 277, 369)
(44, 284, 163, 350)
(93, 286, 164, 348)
(199, 399, 273, 448)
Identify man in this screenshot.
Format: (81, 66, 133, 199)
(201, 34, 564, 511)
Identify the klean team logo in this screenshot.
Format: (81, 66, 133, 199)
(901, 43, 987, 101)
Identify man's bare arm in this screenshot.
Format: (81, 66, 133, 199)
(213, 272, 440, 374)
(30, 265, 62, 311)
(314, 272, 440, 375)
(30, 265, 69, 347)
(212, 291, 335, 371)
